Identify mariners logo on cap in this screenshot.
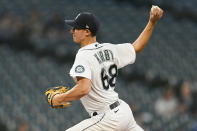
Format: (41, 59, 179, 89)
(75, 65, 85, 73)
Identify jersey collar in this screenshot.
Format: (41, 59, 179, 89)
(79, 42, 102, 51)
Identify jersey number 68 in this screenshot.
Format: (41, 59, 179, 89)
(101, 64, 118, 90)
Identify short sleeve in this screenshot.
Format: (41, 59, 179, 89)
(69, 54, 91, 81)
(115, 43, 136, 69)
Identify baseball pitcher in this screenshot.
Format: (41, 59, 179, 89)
(45, 5, 163, 131)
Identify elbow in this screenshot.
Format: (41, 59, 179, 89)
(133, 41, 147, 54)
(80, 85, 91, 96)
(136, 48, 144, 53)
(78, 81, 91, 96)
(77, 77, 91, 96)
(135, 48, 141, 54)
(133, 45, 145, 54)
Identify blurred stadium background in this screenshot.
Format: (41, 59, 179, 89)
(0, 0, 197, 131)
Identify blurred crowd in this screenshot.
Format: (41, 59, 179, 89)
(154, 81, 193, 118)
(0, 11, 67, 52)
(130, 80, 197, 130)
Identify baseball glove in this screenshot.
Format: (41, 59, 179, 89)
(45, 86, 70, 109)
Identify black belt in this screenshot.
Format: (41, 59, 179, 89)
(110, 101, 120, 110)
(92, 101, 120, 116)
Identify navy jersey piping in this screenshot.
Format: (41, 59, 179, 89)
(82, 113, 106, 131)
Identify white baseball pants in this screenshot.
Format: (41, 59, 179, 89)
(66, 100, 144, 131)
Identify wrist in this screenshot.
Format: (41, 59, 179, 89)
(52, 93, 62, 106)
(149, 20, 156, 26)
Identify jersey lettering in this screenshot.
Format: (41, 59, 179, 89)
(99, 51, 105, 62)
(104, 50, 110, 60)
(94, 49, 114, 64)
(94, 54, 102, 63)
(109, 50, 114, 60)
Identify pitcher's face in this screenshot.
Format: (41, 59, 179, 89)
(70, 28, 87, 43)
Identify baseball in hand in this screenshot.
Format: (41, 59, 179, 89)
(150, 5, 163, 24)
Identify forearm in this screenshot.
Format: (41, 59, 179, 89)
(53, 78, 91, 106)
(132, 20, 155, 53)
(52, 85, 87, 106)
(133, 5, 163, 53)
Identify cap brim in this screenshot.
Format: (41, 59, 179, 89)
(65, 20, 77, 27)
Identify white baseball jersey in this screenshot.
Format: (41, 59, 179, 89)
(69, 42, 136, 115)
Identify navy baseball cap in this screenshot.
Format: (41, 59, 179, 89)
(65, 12, 99, 36)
